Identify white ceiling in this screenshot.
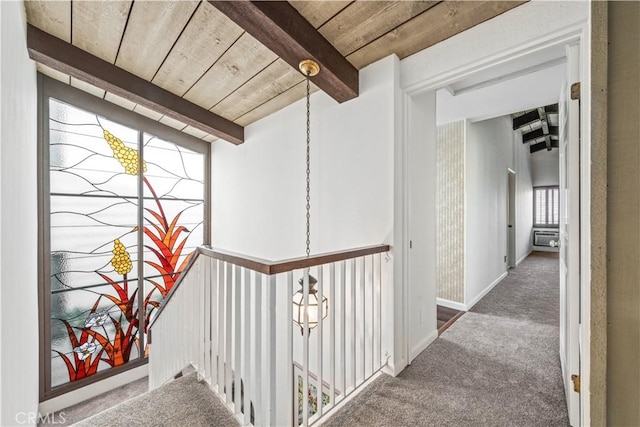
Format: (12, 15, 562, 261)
(436, 45, 566, 125)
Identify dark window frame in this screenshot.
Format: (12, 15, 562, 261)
(38, 74, 211, 401)
(533, 185, 560, 228)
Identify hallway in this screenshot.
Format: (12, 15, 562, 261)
(326, 252, 569, 426)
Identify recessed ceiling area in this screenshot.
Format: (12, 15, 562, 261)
(436, 44, 565, 125)
(24, 0, 527, 144)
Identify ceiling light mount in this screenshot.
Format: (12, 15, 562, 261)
(299, 59, 320, 77)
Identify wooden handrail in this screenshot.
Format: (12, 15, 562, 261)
(148, 244, 390, 331)
(199, 244, 391, 275)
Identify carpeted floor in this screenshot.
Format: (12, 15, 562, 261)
(325, 251, 569, 427)
(72, 373, 239, 427)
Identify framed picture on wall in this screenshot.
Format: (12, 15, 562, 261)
(293, 362, 340, 425)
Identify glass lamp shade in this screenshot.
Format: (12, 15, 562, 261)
(292, 275, 328, 333)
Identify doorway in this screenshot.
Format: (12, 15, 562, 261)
(401, 15, 590, 427)
(507, 169, 516, 268)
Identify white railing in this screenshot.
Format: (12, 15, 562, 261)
(149, 244, 391, 426)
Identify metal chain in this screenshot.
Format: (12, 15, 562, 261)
(305, 72, 311, 257)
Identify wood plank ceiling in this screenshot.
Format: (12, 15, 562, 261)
(25, 0, 526, 144)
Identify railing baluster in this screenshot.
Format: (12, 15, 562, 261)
(211, 258, 218, 390)
(218, 261, 225, 395)
(286, 271, 294, 427)
(253, 272, 262, 426)
(265, 274, 276, 425)
(198, 259, 205, 381)
(377, 253, 383, 370)
(329, 262, 336, 406)
(350, 258, 356, 393)
(316, 265, 324, 418)
(204, 257, 211, 384)
(225, 262, 233, 406)
(369, 254, 374, 378)
(302, 268, 310, 427)
(360, 256, 365, 383)
(340, 260, 346, 400)
(234, 265, 242, 415)
(242, 268, 251, 425)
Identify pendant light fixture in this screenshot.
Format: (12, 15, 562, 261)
(292, 59, 328, 335)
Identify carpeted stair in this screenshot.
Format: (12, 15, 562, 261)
(73, 373, 239, 427)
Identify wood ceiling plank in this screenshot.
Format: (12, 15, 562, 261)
(320, 1, 439, 56)
(289, 1, 352, 28)
(346, 1, 527, 69)
(24, 0, 71, 42)
(235, 80, 320, 127)
(153, 2, 245, 97)
(28, 24, 244, 144)
(72, 0, 132, 63)
(183, 32, 278, 109)
(212, 59, 304, 120)
(115, 1, 199, 81)
(210, 1, 358, 103)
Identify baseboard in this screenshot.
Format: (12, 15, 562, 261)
(516, 248, 533, 266)
(533, 245, 559, 253)
(436, 298, 467, 311)
(466, 271, 508, 311)
(409, 329, 438, 362)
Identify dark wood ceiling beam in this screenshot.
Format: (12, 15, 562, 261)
(530, 141, 547, 153)
(522, 125, 559, 143)
(513, 109, 540, 130)
(545, 104, 559, 114)
(209, 0, 358, 103)
(522, 128, 544, 143)
(27, 24, 244, 145)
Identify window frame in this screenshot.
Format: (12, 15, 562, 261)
(533, 185, 560, 228)
(38, 74, 211, 401)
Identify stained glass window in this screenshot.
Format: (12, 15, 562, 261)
(44, 91, 208, 394)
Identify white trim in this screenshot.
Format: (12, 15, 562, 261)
(39, 364, 148, 415)
(409, 329, 438, 363)
(436, 298, 467, 312)
(516, 249, 534, 266)
(466, 271, 508, 311)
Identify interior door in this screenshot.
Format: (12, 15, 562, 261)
(559, 43, 581, 427)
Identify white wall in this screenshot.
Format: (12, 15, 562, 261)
(211, 56, 400, 406)
(532, 149, 560, 187)
(514, 131, 534, 264)
(1, 1, 39, 425)
(212, 58, 395, 260)
(465, 116, 533, 307)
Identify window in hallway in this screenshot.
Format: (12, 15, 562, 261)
(534, 186, 559, 226)
(40, 77, 209, 398)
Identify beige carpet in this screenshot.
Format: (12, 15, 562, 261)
(72, 373, 239, 427)
(325, 251, 569, 427)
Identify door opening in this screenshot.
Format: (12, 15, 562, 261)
(507, 169, 517, 268)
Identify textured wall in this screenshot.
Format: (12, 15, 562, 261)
(590, 1, 608, 425)
(436, 121, 465, 303)
(607, 2, 639, 425)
